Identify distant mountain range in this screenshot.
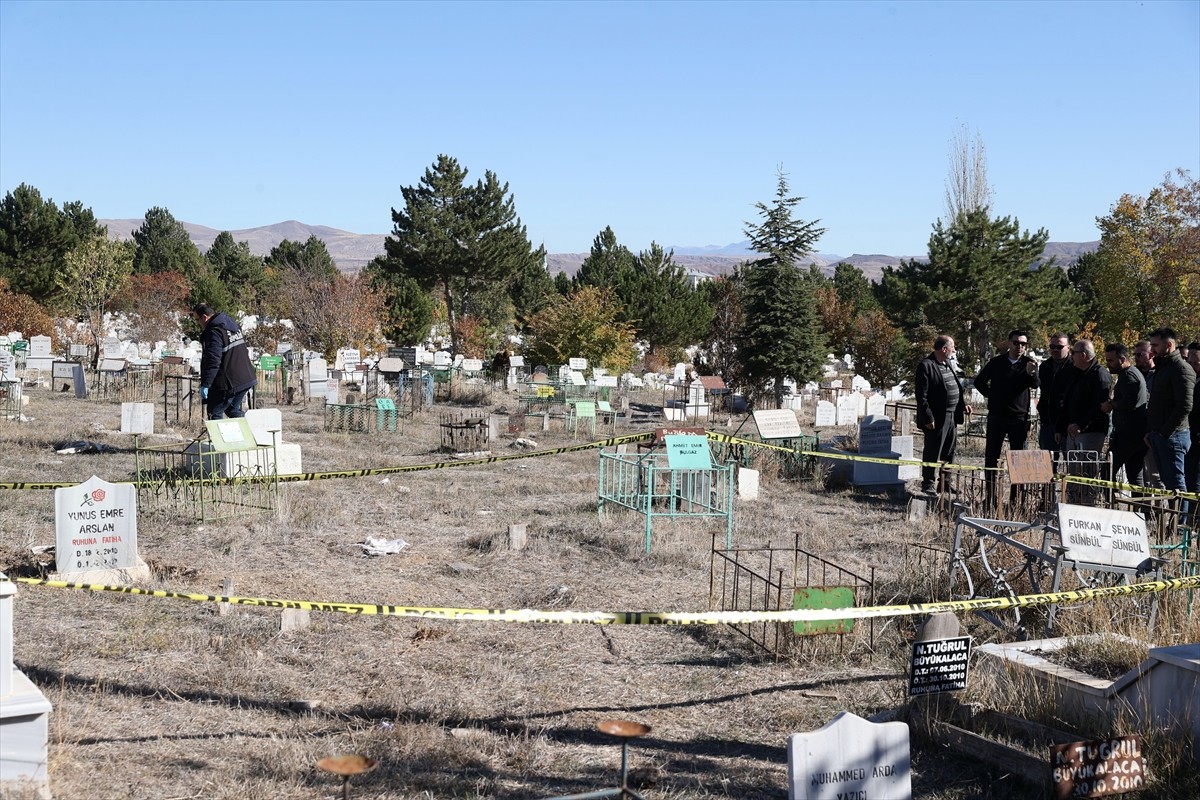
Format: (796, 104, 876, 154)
(100, 218, 1098, 282)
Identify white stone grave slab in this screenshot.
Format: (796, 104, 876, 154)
(102, 337, 122, 360)
(377, 357, 404, 373)
(814, 400, 837, 427)
(461, 358, 483, 372)
(569, 370, 586, 386)
(787, 395, 804, 411)
(25, 357, 54, 375)
(852, 375, 871, 392)
(568, 357, 588, 371)
(0, 351, 15, 382)
(737, 467, 760, 500)
(836, 395, 860, 426)
(28, 335, 52, 359)
(120, 403, 155, 435)
(595, 375, 618, 388)
(508, 355, 525, 368)
(866, 393, 887, 417)
(893, 435, 918, 480)
(433, 351, 452, 367)
(787, 711, 911, 800)
(325, 378, 340, 404)
(54, 475, 148, 583)
(754, 409, 803, 440)
(673, 362, 687, 381)
(828, 379, 842, 389)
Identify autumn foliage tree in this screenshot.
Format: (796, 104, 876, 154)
(0, 278, 55, 341)
(523, 285, 637, 373)
(1084, 170, 1199, 339)
(275, 270, 386, 358)
(57, 235, 134, 364)
(111, 271, 191, 343)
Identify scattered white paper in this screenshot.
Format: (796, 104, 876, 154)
(360, 537, 409, 556)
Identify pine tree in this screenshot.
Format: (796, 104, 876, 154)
(0, 184, 103, 304)
(381, 155, 544, 353)
(132, 207, 204, 278)
(736, 170, 827, 407)
(877, 208, 1081, 371)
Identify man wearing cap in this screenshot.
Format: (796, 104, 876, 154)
(194, 303, 257, 419)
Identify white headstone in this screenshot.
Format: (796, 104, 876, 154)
(866, 393, 887, 417)
(433, 351, 452, 367)
(325, 378, 340, 404)
(569, 370, 586, 386)
(754, 409, 803, 440)
(377, 357, 405, 373)
(509, 355, 525, 368)
(0, 351, 15, 382)
(55, 476, 140, 574)
(595, 375, 618, 388)
(307, 357, 328, 398)
(851, 375, 871, 392)
(120, 403, 155, 435)
(673, 362, 687, 382)
(828, 379, 842, 389)
(461, 358, 484, 372)
(893, 435, 919, 480)
(102, 337, 122, 360)
(568, 357, 588, 371)
(836, 395, 860, 426)
(787, 711, 911, 800)
(29, 335, 52, 359)
(814, 400, 837, 427)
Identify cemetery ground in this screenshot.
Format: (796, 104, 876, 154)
(1, 389, 1198, 799)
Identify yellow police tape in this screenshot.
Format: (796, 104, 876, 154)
(8, 574, 1198, 625)
(0, 431, 657, 490)
(1, 428, 1196, 501)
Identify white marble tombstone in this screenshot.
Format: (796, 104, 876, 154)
(814, 400, 837, 427)
(120, 403, 155, 435)
(787, 711, 911, 800)
(836, 395, 860, 426)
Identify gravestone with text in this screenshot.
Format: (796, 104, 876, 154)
(54, 475, 148, 583)
(787, 711, 911, 800)
(836, 394, 860, 426)
(853, 415, 904, 491)
(814, 400, 837, 428)
(753, 409, 803, 440)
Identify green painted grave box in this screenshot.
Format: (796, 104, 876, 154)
(793, 586, 855, 636)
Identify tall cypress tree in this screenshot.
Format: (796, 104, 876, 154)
(736, 170, 827, 408)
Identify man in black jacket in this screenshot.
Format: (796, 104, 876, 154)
(1144, 327, 1196, 498)
(1101, 343, 1148, 488)
(195, 303, 257, 420)
(1037, 332, 1075, 452)
(1059, 340, 1111, 454)
(975, 330, 1040, 502)
(915, 334, 971, 494)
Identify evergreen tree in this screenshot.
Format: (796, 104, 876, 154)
(876, 208, 1081, 371)
(205, 231, 266, 313)
(0, 183, 102, 303)
(381, 154, 544, 353)
(131, 207, 204, 277)
(265, 235, 338, 281)
(575, 226, 637, 295)
(626, 242, 712, 357)
(363, 256, 436, 346)
(696, 272, 744, 386)
(508, 250, 555, 331)
(736, 170, 828, 407)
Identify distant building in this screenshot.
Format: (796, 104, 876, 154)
(685, 268, 712, 289)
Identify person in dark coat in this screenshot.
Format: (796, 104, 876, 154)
(194, 303, 257, 420)
(1037, 332, 1076, 453)
(974, 330, 1040, 502)
(1183, 342, 1199, 521)
(1058, 339, 1111, 454)
(1144, 327, 1196, 498)
(915, 334, 971, 494)
(1101, 343, 1148, 489)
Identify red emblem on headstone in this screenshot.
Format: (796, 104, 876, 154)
(91, 489, 106, 502)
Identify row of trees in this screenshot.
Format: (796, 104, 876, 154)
(2, 148, 1196, 406)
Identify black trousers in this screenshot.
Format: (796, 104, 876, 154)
(1109, 432, 1147, 488)
(984, 414, 1031, 470)
(921, 413, 957, 487)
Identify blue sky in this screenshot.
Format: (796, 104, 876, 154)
(2, 0, 1197, 257)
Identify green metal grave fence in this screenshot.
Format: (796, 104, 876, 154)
(598, 448, 734, 552)
(133, 432, 279, 522)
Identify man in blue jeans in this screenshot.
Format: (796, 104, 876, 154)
(195, 303, 258, 419)
(1143, 327, 1195, 515)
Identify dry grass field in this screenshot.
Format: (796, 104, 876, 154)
(1, 385, 1197, 799)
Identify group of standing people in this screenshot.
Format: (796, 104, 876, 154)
(915, 328, 1199, 517)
